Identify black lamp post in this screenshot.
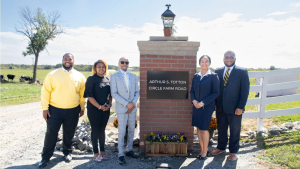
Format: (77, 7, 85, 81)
(161, 4, 175, 36)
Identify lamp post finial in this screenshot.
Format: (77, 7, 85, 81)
(165, 4, 171, 10)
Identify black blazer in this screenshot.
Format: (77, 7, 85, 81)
(215, 65, 250, 114)
(190, 72, 220, 107)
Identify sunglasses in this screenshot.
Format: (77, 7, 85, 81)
(120, 61, 129, 65)
(224, 56, 235, 60)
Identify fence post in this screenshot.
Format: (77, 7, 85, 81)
(257, 72, 268, 132)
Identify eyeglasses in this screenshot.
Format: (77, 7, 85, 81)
(120, 61, 129, 65)
(224, 56, 235, 60)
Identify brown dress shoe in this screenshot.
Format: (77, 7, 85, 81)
(228, 153, 238, 161)
(211, 148, 226, 156)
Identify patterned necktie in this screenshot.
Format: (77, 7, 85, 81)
(124, 72, 129, 90)
(224, 67, 230, 86)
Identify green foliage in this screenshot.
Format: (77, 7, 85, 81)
(262, 141, 267, 149)
(15, 7, 64, 82)
(272, 114, 300, 124)
(0, 64, 130, 72)
(18, 8, 63, 57)
(0, 81, 41, 106)
(270, 66, 276, 70)
(259, 131, 300, 168)
(263, 144, 300, 168)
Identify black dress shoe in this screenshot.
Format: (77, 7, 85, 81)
(196, 151, 209, 158)
(198, 156, 207, 160)
(119, 156, 126, 166)
(38, 159, 48, 168)
(125, 150, 139, 158)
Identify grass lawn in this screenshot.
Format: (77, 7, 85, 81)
(257, 131, 300, 169)
(0, 68, 139, 106)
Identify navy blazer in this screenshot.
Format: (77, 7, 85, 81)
(215, 65, 250, 114)
(190, 72, 220, 107)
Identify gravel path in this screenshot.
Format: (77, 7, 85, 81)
(0, 102, 286, 169)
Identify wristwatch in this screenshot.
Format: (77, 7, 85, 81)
(98, 105, 102, 110)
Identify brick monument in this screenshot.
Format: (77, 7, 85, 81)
(137, 36, 200, 150)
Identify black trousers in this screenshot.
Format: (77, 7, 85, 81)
(41, 105, 80, 161)
(87, 107, 110, 153)
(216, 108, 242, 153)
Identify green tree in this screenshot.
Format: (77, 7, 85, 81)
(270, 66, 276, 70)
(15, 7, 64, 83)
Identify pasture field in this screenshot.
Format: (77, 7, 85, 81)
(0, 68, 139, 106)
(245, 74, 300, 118)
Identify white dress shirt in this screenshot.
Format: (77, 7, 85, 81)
(199, 69, 212, 80)
(62, 67, 73, 73)
(120, 69, 130, 91)
(223, 65, 235, 79)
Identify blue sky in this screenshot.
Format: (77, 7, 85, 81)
(1, 0, 300, 68)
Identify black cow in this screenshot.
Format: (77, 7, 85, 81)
(0, 75, 3, 81)
(7, 74, 15, 81)
(27, 77, 33, 81)
(20, 76, 33, 82)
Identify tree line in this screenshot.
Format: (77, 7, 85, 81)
(0, 64, 140, 72)
(2, 64, 277, 72)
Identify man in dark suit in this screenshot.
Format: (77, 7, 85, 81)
(211, 51, 250, 161)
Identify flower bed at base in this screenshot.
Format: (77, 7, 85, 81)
(144, 132, 188, 156)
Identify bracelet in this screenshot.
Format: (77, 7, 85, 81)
(98, 105, 102, 110)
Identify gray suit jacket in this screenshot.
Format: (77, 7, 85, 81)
(110, 71, 139, 114)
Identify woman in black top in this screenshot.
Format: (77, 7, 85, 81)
(84, 60, 112, 162)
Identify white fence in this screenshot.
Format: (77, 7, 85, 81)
(244, 67, 300, 132)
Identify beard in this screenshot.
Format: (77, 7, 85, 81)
(63, 63, 73, 70)
(224, 61, 235, 67)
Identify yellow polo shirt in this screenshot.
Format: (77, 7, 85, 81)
(41, 68, 86, 110)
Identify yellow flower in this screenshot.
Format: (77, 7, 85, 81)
(180, 135, 184, 142)
(144, 134, 147, 138)
(150, 132, 154, 136)
(177, 132, 180, 135)
(162, 135, 167, 140)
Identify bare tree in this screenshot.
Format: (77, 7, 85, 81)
(15, 7, 65, 83)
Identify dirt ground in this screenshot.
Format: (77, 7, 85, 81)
(0, 102, 287, 169)
(241, 118, 275, 135)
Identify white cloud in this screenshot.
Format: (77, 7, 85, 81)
(1, 13, 300, 69)
(267, 11, 289, 16)
(290, 2, 300, 7)
(175, 13, 300, 68)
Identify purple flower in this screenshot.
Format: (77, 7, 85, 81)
(149, 136, 153, 140)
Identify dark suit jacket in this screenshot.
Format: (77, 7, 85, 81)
(190, 72, 220, 107)
(215, 65, 250, 114)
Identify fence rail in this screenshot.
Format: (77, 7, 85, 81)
(244, 67, 300, 132)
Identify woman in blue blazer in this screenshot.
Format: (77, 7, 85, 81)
(190, 55, 220, 160)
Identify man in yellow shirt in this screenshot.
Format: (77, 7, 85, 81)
(38, 53, 86, 168)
